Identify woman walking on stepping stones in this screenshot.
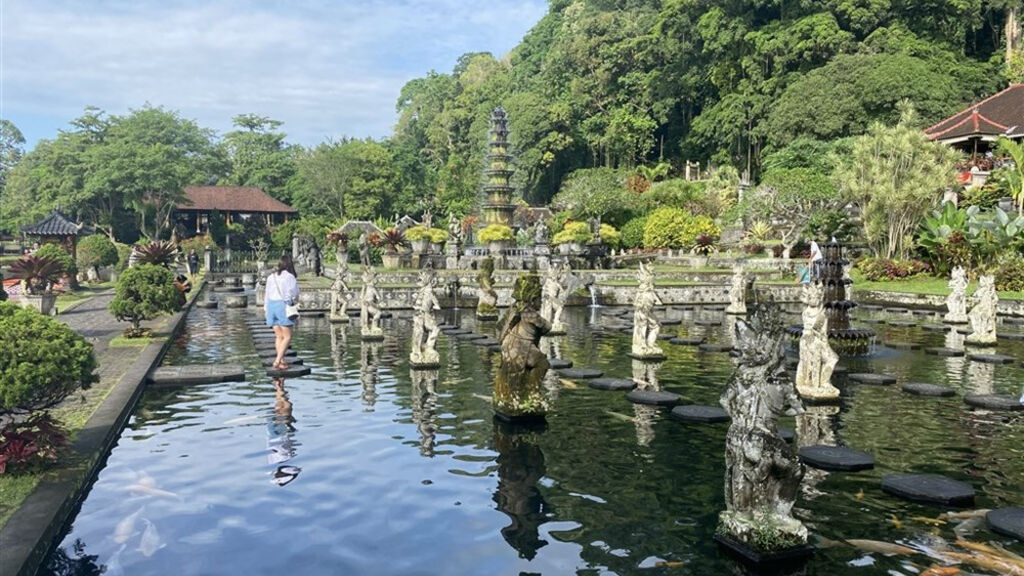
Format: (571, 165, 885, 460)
(265, 254, 300, 370)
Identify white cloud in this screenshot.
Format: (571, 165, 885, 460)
(0, 0, 546, 146)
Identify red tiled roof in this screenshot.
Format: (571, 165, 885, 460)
(925, 84, 1024, 141)
(177, 186, 297, 214)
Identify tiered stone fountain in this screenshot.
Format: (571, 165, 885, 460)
(482, 107, 515, 228)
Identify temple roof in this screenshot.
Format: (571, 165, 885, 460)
(177, 186, 297, 214)
(925, 84, 1024, 143)
(22, 211, 93, 237)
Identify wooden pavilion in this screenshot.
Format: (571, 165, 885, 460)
(21, 210, 94, 261)
(174, 186, 298, 237)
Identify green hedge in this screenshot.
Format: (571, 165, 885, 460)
(642, 207, 720, 249)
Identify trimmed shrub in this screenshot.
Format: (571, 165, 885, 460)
(405, 226, 448, 243)
(994, 254, 1024, 292)
(856, 257, 931, 281)
(35, 243, 76, 278)
(620, 217, 646, 249)
(77, 235, 119, 274)
(108, 264, 183, 336)
(0, 301, 97, 415)
(551, 221, 590, 245)
(599, 224, 621, 248)
(642, 208, 721, 249)
(478, 224, 515, 243)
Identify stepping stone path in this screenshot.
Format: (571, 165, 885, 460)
(266, 365, 312, 378)
(694, 319, 722, 326)
(986, 508, 1024, 542)
(925, 347, 965, 357)
(1003, 317, 1024, 325)
(626, 389, 681, 406)
(881, 474, 975, 506)
(798, 445, 874, 471)
(547, 358, 573, 369)
(777, 427, 795, 443)
(955, 328, 972, 335)
(148, 364, 246, 386)
(670, 405, 729, 423)
(196, 300, 218, 309)
(963, 394, 1023, 411)
(901, 382, 955, 397)
(967, 353, 1015, 364)
(860, 305, 883, 311)
(670, 337, 704, 346)
(887, 320, 916, 327)
(656, 334, 674, 341)
(884, 341, 921, 350)
(488, 344, 502, 353)
(659, 318, 681, 325)
(863, 318, 887, 324)
(261, 350, 298, 359)
(848, 373, 896, 385)
(921, 324, 949, 332)
(455, 332, 488, 340)
(588, 378, 636, 391)
(698, 343, 733, 353)
(558, 368, 604, 379)
(443, 328, 470, 335)
(262, 358, 304, 367)
(998, 333, 1024, 341)
(472, 338, 499, 346)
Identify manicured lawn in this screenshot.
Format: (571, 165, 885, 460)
(850, 270, 1024, 301)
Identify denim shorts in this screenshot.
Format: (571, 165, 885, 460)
(265, 300, 294, 327)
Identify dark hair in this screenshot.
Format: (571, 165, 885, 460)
(277, 254, 296, 276)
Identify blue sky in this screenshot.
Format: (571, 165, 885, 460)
(0, 0, 548, 149)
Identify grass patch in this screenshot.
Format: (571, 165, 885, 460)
(850, 270, 1024, 300)
(0, 474, 41, 528)
(109, 335, 156, 347)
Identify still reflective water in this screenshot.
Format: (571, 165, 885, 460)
(42, 303, 1023, 575)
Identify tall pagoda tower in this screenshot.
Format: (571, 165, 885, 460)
(482, 107, 516, 227)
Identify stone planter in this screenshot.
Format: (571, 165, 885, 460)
(488, 241, 509, 255)
(22, 293, 58, 316)
(412, 239, 431, 254)
(430, 242, 444, 255)
(382, 252, 402, 269)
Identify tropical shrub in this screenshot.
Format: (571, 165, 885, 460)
(379, 228, 410, 252)
(598, 224, 621, 248)
(7, 255, 63, 295)
(961, 181, 1006, 210)
(642, 207, 691, 249)
(478, 224, 515, 243)
(993, 253, 1024, 292)
(135, 240, 179, 268)
(0, 301, 97, 415)
(405, 226, 448, 243)
(178, 234, 217, 255)
(619, 217, 646, 249)
(744, 221, 773, 244)
(108, 264, 183, 337)
(77, 235, 119, 276)
(35, 243, 76, 278)
(916, 202, 974, 275)
(856, 257, 931, 281)
(0, 413, 70, 474)
(551, 221, 590, 245)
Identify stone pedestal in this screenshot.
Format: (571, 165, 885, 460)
(203, 247, 216, 272)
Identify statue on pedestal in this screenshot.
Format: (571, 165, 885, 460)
(944, 266, 969, 324)
(795, 283, 840, 401)
(477, 257, 499, 320)
(541, 263, 570, 335)
(446, 213, 463, 269)
(410, 268, 442, 369)
(965, 275, 998, 346)
(718, 299, 807, 554)
(493, 273, 551, 421)
(725, 266, 747, 315)
(358, 232, 372, 268)
(360, 267, 384, 340)
(631, 262, 664, 359)
(330, 247, 351, 323)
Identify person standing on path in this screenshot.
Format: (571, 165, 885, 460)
(265, 254, 300, 370)
(807, 237, 823, 281)
(187, 249, 199, 278)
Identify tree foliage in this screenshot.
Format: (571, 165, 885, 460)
(108, 263, 183, 335)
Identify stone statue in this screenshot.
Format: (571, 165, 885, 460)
(421, 209, 433, 230)
(541, 263, 570, 335)
(533, 220, 550, 245)
(358, 232, 371, 268)
(446, 213, 463, 270)
(329, 248, 351, 323)
(447, 213, 463, 245)
(491, 419, 549, 559)
(725, 266, 747, 315)
(589, 216, 601, 242)
(360, 267, 384, 340)
(944, 266, 969, 324)
(795, 283, 840, 401)
(719, 299, 807, 552)
(965, 275, 998, 346)
(410, 268, 442, 368)
(476, 257, 499, 320)
(493, 272, 551, 421)
(631, 262, 664, 359)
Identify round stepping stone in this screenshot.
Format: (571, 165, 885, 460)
(798, 445, 875, 472)
(196, 300, 218, 309)
(986, 508, 1024, 542)
(669, 336, 704, 346)
(547, 358, 573, 369)
(885, 341, 921, 350)
(213, 286, 245, 293)
(588, 378, 636, 391)
(925, 347, 964, 357)
(955, 328, 972, 335)
(863, 318, 887, 324)
(921, 324, 949, 332)
(694, 319, 722, 326)
(699, 343, 733, 353)
(148, 364, 246, 386)
(670, 405, 729, 423)
(777, 427, 795, 443)
(998, 332, 1024, 341)
(967, 353, 1015, 364)
(848, 373, 896, 385)
(443, 328, 470, 335)
(455, 332, 488, 340)
(656, 333, 674, 341)
(901, 382, 955, 397)
(1003, 317, 1024, 325)
(625, 389, 681, 406)
(832, 365, 848, 375)
(963, 394, 1023, 411)
(487, 344, 502, 353)
(261, 358, 304, 367)
(260, 350, 297, 359)
(887, 320, 917, 327)
(472, 338, 499, 346)
(881, 474, 975, 506)
(659, 318, 682, 325)
(558, 368, 604, 379)
(266, 365, 312, 378)
(254, 343, 289, 353)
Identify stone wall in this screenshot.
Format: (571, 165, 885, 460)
(853, 289, 1024, 318)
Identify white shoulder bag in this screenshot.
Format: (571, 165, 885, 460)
(271, 274, 299, 320)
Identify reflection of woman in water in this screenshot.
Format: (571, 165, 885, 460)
(267, 377, 301, 485)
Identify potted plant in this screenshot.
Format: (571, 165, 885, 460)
(551, 221, 590, 255)
(404, 225, 433, 254)
(478, 224, 515, 255)
(8, 255, 64, 315)
(379, 228, 409, 268)
(428, 227, 448, 253)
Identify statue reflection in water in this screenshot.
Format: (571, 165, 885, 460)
(410, 369, 439, 457)
(795, 403, 839, 499)
(361, 342, 381, 409)
(330, 324, 348, 373)
(491, 419, 551, 560)
(632, 359, 661, 448)
(268, 377, 301, 486)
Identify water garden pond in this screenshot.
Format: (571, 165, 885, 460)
(43, 305, 1023, 575)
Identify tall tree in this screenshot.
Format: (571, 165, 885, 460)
(221, 114, 302, 203)
(294, 138, 398, 221)
(0, 119, 26, 199)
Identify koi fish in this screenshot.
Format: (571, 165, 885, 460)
(845, 539, 917, 556)
(113, 507, 144, 544)
(137, 518, 165, 557)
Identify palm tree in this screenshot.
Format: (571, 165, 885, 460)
(997, 136, 1024, 217)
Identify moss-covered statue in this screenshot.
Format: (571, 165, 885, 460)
(493, 272, 550, 421)
(718, 297, 808, 555)
(410, 268, 442, 369)
(476, 256, 499, 320)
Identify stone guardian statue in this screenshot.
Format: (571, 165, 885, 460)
(794, 283, 840, 401)
(944, 266, 969, 324)
(493, 272, 551, 421)
(410, 268, 442, 369)
(330, 246, 351, 323)
(476, 257, 499, 320)
(360, 267, 384, 341)
(965, 275, 998, 346)
(725, 266, 747, 315)
(631, 262, 665, 360)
